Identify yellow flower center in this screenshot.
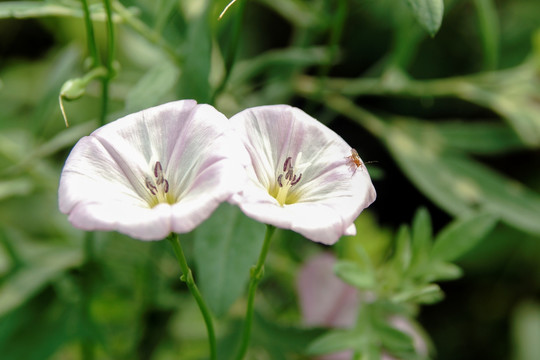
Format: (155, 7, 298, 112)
(270, 156, 303, 206)
(145, 161, 176, 207)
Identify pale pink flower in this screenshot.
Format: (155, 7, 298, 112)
(59, 100, 242, 240)
(230, 105, 376, 244)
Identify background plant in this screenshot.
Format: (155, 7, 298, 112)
(0, 0, 539, 359)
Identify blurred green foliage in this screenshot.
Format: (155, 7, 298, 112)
(0, 0, 539, 359)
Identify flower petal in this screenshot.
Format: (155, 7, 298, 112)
(59, 100, 242, 240)
(230, 105, 376, 244)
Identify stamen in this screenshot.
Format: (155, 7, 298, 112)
(163, 179, 169, 193)
(274, 155, 304, 205)
(145, 161, 173, 206)
(145, 178, 157, 195)
(154, 161, 162, 178)
(283, 157, 291, 172)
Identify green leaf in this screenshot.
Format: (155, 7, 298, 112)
(231, 47, 333, 86)
(384, 121, 540, 235)
(0, 1, 116, 21)
(0, 2, 80, 19)
(252, 312, 326, 356)
(410, 207, 432, 268)
(177, 0, 212, 103)
(307, 329, 364, 355)
(431, 212, 497, 262)
(125, 61, 179, 113)
(0, 247, 83, 317)
(0, 178, 33, 201)
(433, 121, 525, 154)
(392, 284, 444, 304)
(392, 224, 412, 272)
(512, 301, 540, 360)
(194, 203, 265, 317)
(375, 322, 416, 355)
(334, 258, 375, 290)
(405, 0, 444, 36)
(424, 261, 463, 282)
(473, 0, 500, 70)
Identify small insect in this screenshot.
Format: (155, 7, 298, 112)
(346, 148, 363, 175)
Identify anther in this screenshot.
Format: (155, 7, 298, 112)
(278, 174, 283, 187)
(145, 178, 157, 195)
(283, 157, 292, 172)
(163, 179, 169, 193)
(154, 161, 162, 178)
(291, 173, 302, 185)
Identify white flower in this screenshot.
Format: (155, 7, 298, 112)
(229, 105, 376, 245)
(59, 100, 242, 240)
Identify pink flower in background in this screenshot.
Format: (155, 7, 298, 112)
(59, 100, 242, 240)
(297, 253, 358, 360)
(297, 253, 428, 360)
(230, 105, 376, 245)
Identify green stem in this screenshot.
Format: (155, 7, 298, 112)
(234, 225, 276, 360)
(80, 232, 96, 360)
(167, 234, 217, 360)
(80, 0, 100, 68)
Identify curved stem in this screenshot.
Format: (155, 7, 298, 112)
(234, 225, 276, 360)
(167, 234, 217, 360)
(80, 232, 96, 360)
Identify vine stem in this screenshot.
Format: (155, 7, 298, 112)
(167, 234, 217, 360)
(234, 225, 276, 360)
(80, 0, 99, 67)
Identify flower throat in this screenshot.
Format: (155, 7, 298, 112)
(273, 156, 302, 206)
(145, 161, 175, 207)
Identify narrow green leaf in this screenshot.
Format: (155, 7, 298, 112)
(307, 329, 364, 355)
(405, 0, 444, 36)
(334, 259, 375, 290)
(177, 0, 212, 103)
(0, 1, 117, 21)
(231, 47, 333, 87)
(376, 322, 416, 354)
(0, 2, 79, 19)
(410, 207, 432, 268)
(392, 224, 412, 272)
(512, 301, 540, 360)
(424, 261, 463, 282)
(392, 284, 444, 304)
(431, 212, 497, 262)
(0, 248, 83, 317)
(125, 61, 179, 113)
(0, 178, 33, 201)
(194, 203, 265, 317)
(473, 0, 500, 70)
(385, 121, 540, 235)
(433, 121, 525, 154)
